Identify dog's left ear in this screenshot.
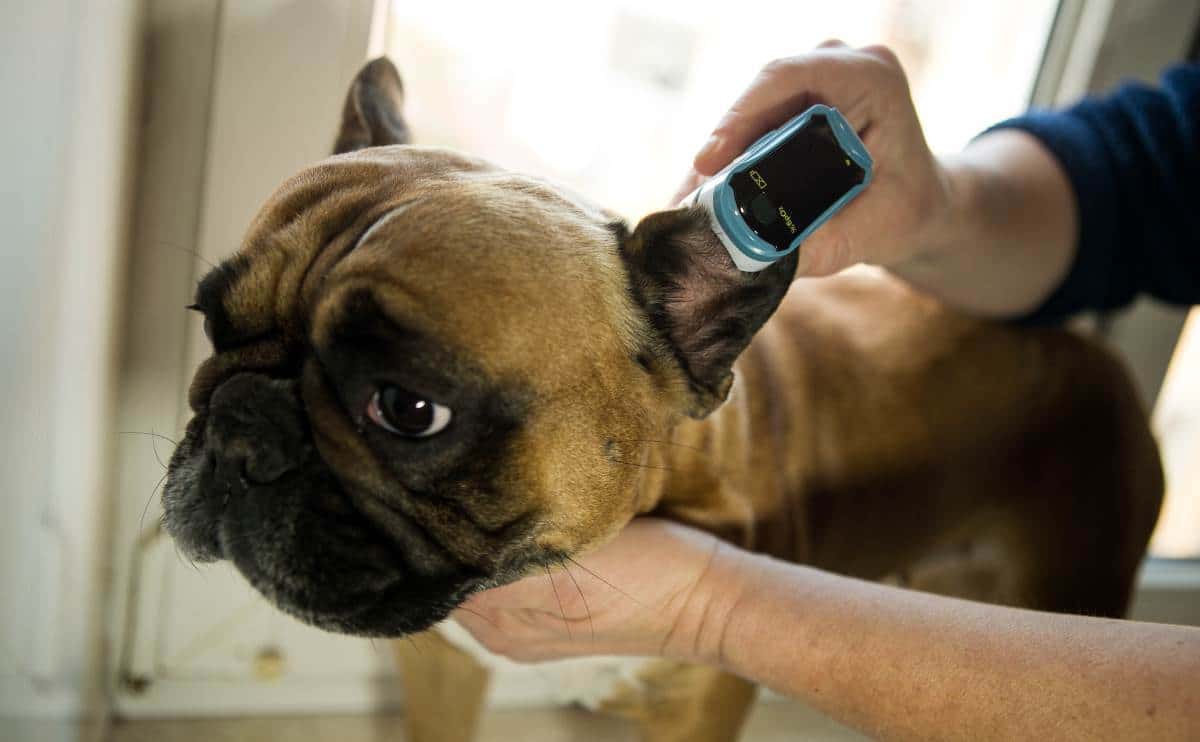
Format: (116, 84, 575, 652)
(333, 57, 411, 154)
(621, 207, 798, 419)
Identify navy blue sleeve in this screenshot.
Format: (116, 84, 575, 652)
(985, 63, 1200, 324)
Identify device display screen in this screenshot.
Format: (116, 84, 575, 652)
(729, 112, 866, 251)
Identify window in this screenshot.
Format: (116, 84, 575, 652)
(384, 0, 1058, 220)
(1152, 311, 1200, 559)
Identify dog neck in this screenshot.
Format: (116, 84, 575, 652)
(630, 348, 818, 552)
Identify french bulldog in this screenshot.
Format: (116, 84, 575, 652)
(162, 58, 1163, 741)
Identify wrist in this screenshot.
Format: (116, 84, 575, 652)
(887, 128, 1078, 317)
(890, 153, 978, 284)
(661, 539, 765, 666)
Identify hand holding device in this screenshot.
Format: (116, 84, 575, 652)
(685, 105, 872, 272)
(676, 42, 954, 278)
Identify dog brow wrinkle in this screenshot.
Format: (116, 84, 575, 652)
(353, 198, 425, 252)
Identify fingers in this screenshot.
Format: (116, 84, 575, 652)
(681, 41, 927, 276)
(692, 57, 818, 175)
(453, 587, 579, 661)
(692, 42, 904, 176)
(451, 605, 564, 663)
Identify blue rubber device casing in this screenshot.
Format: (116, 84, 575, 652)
(691, 105, 872, 272)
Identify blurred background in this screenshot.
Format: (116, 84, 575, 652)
(2, 1, 1198, 741)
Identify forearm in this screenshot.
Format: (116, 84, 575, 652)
(890, 129, 1078, 319)
(680, 547, 1200, 741)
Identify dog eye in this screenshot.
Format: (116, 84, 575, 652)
(367, 385, 452, 438)
(188, 304, 215, 344)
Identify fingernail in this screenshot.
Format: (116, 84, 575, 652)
(695, 135, 723, 164)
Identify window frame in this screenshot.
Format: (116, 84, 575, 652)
(1031, 0, 1200, 614)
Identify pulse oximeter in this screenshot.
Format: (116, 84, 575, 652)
(685, 105, 872, 272)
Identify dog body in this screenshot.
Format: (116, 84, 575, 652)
(162, 59, 1162, 741)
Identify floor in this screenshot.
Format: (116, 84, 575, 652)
(105, 701, 869, 742)
(1, 719, 103, 742)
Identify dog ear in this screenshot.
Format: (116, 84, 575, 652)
(621, 207, 798, 419)
(333, 57, 411, 154)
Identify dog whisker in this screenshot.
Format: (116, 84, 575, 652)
(139, 470, 170, 535)
(605, 436, 730, 480)
(608, 437, 708, 454)
(545, 565, 572, 640)
(563, 555, 646, 609)
(604, 457, 681, 474)
(148, 430, 169, 472)
(172, 542, 200, 572)
(151, 239, 217, 270)
(559, 558, 594, 643)
(454, 604, 498, 630)
(405, 635, 423, 656)
(118, 430, 181, 448)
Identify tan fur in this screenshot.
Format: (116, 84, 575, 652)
(393, 631, 490, 742)
(602, 661, 759, 742)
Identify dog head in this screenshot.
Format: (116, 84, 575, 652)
(162, 58, 797, 636)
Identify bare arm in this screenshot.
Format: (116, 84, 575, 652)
(682, 541, 1200, 741)
(457, 519, 1200, 741)
(893, 129, 1077, 317)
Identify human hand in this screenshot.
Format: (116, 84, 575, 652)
(452, 518, 750, 664)
(673, 41, 955, 278)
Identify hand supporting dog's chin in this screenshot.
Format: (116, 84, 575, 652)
(162, 414, 491, 638)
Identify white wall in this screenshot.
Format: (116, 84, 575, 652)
(0, 0, 141, 737)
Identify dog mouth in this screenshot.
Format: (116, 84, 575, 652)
(160, 373, 500, 637)
(164, 427, 493, 636)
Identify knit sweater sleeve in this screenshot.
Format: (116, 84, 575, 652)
(986, 63, 1200, 323)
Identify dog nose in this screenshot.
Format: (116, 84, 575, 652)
(207, 373, 308, 485)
